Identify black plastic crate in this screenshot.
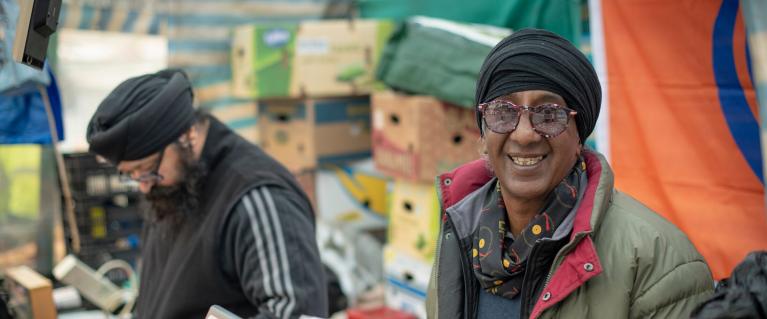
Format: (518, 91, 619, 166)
(63, 194, 144, 278)
(63, 153, 139, 199)
(68, 196, 144, 239)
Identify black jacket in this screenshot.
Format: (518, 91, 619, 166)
(136, 116, 327, 318)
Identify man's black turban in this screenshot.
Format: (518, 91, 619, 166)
(87, 69, 195, 164)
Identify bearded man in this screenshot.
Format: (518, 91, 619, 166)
(86, 69, 327, 319)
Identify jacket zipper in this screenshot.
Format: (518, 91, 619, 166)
(521, 240, 543, 319)
(437, 214, 477, 319)
(457, 225, 479, 319)
(431, 187, 447, 295)
(528, 233, 589, 318)
(446, 215, 479, 319)
(430, 215, 445, 300)
(542, 272, 553, 291)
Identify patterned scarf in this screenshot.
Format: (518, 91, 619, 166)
(471, 157, 586, 299)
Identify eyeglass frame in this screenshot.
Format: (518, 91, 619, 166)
(477, 100, 578, 138)
(119, 149, 165, 184)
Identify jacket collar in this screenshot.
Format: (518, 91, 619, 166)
(438, 149, 614, 237)
(199, 115, 237, 173)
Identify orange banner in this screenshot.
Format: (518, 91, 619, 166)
(602, 0, 767, 279)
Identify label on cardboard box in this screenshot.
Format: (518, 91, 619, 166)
(255, 25, 298, 98)
(297, 37, 330, 55)
(263, 28, 292, 47)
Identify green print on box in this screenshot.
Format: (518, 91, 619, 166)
(253, 26, 297, 98)
(233, 20, 395, 99)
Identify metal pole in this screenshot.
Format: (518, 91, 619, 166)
(38, 85, 80, 254)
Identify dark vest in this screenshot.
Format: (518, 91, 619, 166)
(135, 116, 312, 318)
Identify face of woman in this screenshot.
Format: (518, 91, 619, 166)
(483, 90, 581, 203)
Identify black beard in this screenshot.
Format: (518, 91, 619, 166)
(142, 152, 206, 225)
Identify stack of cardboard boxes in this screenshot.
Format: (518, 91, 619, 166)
(231, 18, 394, 224)
(373, 91, 481, 318)
(371, 18, 510, 317)
(231, 18, 493, 318)
(231, 19, 395, 302)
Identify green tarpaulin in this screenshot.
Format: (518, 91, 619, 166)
(360, 0, 581, 44)
(376, 17, 511, 108)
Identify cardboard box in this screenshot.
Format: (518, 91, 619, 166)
(316, 159, 389, 232)
(232, 19, 394, 99)
(387, 180, 441, 264)
(3, 266, 57, 319)
(383, 245, 431, 319)
(385, 282, 427, 319)
(372, 91, 481, 183)
(259, 97, 372, 172)
(293, 169, 316, 211)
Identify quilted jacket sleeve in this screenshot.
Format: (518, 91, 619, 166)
(617, 191, 715, 318)
(629, 260, 713, 318)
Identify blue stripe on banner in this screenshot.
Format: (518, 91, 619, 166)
(386, 277, 427, 299)
(169, 40, 231, 52)
(713, 0, 763, 183)
(97, 6, 113, 31)
(78, 5, 94, 29)
(227, 117, 259, 130)
(123, 9, 139, 32)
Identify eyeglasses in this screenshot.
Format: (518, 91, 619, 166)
(119, 151, 165, 184)
(478, 100, 577, 138)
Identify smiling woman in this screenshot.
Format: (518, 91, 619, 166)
(426, 29, 715, 319)
(480, 90, 581, 234)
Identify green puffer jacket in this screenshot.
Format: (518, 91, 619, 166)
(426, 150, 714, 318)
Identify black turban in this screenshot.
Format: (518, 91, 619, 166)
(475, 28, 601, 143)
(87, 69, 195, 164)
